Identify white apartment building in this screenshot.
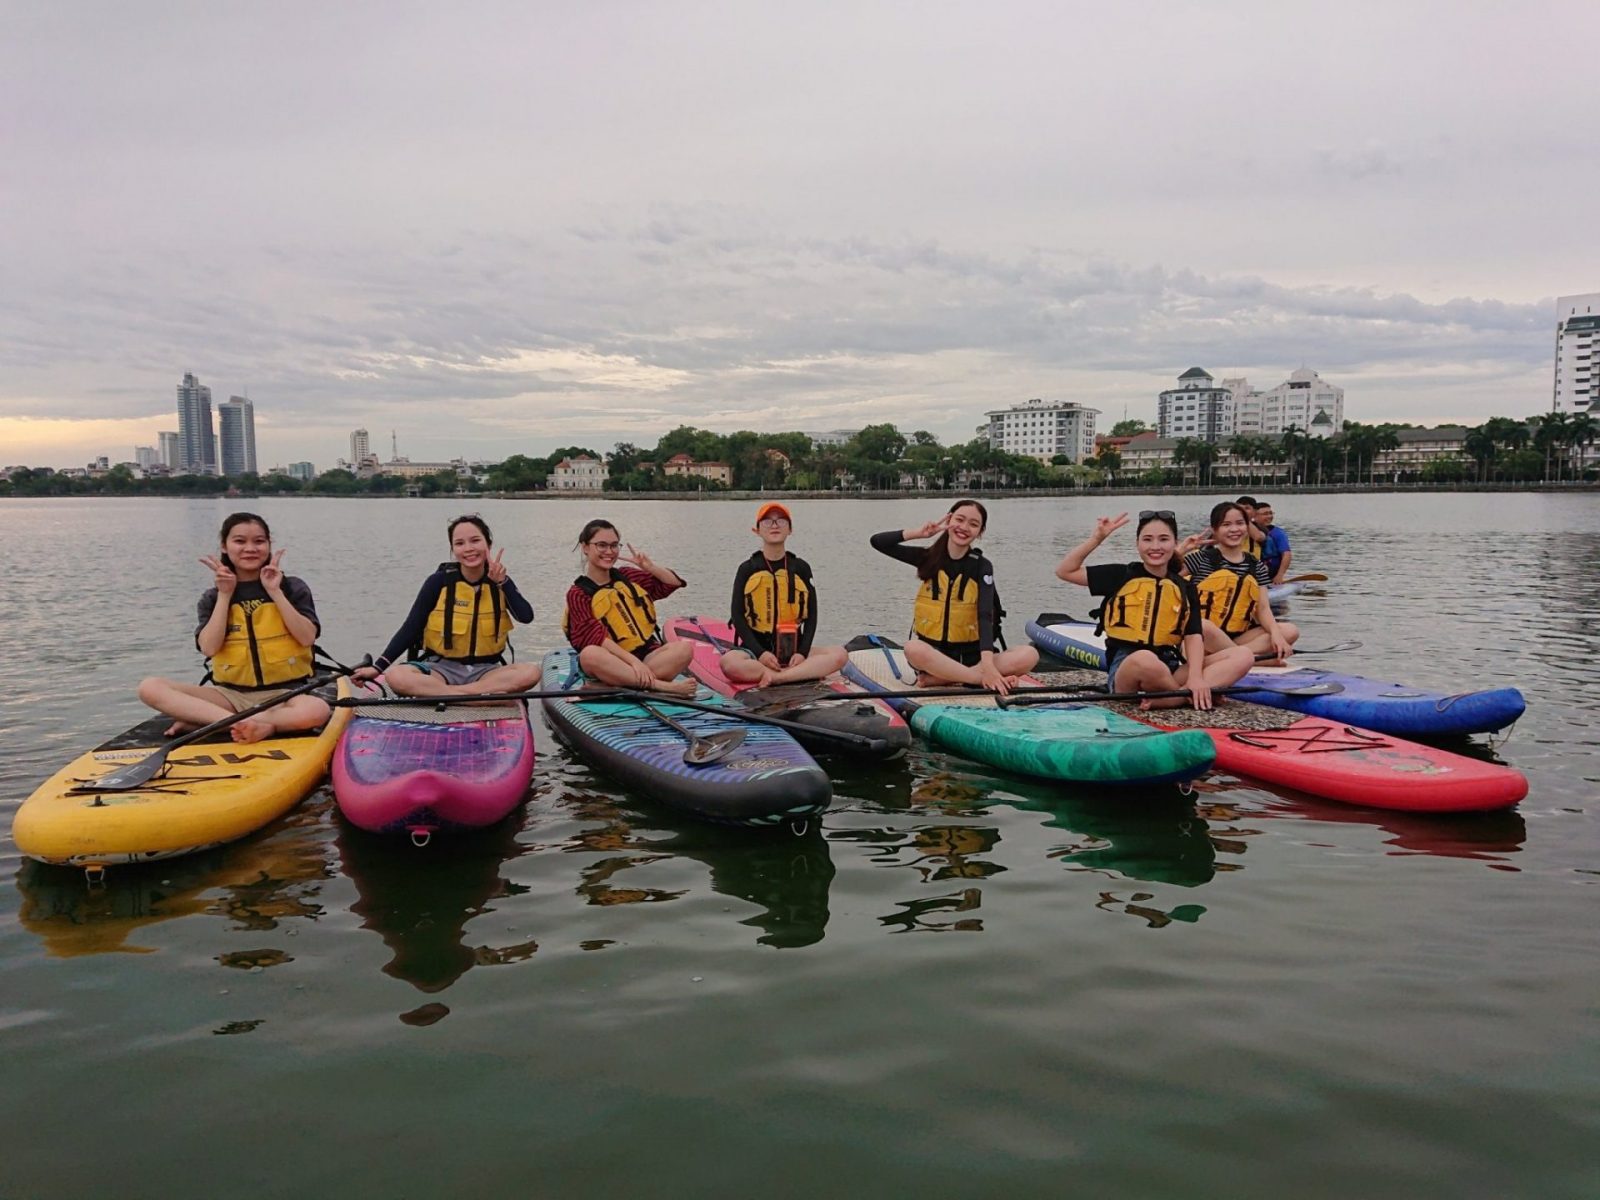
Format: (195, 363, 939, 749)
(1157, 368, 1234, 442)
(802, 429, 861, 448)
(1230, 368, 1344, 438)
(984, 398, 1099, 463)
(1553, 292, 1599, 413)
(548, 455, 608, 490)
(350, 428, 371, 463)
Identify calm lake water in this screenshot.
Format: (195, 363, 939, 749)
(1, 494, 1596, 1199)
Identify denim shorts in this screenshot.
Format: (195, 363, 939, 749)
(1104, 643, 1183, 686)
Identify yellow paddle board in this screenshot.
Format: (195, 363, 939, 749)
(13, 680, 351, 868)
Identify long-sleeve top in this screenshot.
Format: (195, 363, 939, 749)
(729, 550, 819, 657)
(870, 529, 999, 652)
(375, 568, 533, 669)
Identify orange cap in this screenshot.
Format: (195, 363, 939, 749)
(754, 502, 793, 527)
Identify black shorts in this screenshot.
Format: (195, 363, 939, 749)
(630, 636, 665, 661)
(913, 636, 985, 668)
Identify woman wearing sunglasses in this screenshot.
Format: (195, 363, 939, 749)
(1054, 510, 1253, 710)
(563, 518, 696, 696)
(355, 514, 542, 697)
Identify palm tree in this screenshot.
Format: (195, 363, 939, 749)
(1532, 412, 1569, 482)
(1463, 426, 1496, 483)
(1566, 411, 1599, 479)
(1279, 425, 1307, 486)
(1371, 425, 1401, 483)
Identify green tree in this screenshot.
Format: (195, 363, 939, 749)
(312, 468, 360, 495)
(850, 424, 907, 464)
(1111, 419, 1149, 437)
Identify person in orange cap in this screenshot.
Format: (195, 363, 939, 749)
(721, 502, 848, 687)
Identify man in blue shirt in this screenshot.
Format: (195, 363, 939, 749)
(1253, 501, 1292, 583)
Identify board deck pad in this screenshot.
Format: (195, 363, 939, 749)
(840, 638, 1215, 787)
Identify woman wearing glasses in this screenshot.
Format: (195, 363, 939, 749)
(721, 502, 848, 687)
(1054, 510, 1253, 710)
(563, 519, 696, 696)
(356, 514, 542, 697)
(870, 498, 1039, 694)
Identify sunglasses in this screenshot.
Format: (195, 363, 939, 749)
(1138, 509, 1176, 521)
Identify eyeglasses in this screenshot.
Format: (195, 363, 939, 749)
(587, 540, 621, 550)
(758, 516, 790, 526)
(1138, 510, 1175, 521)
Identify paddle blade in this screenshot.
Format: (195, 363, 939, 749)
(683, 729, 746, 765)
(72, 751, 170, 792)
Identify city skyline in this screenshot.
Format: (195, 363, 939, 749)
(3, 6, 1595, 468)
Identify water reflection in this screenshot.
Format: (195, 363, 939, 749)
(13, 807, 331, 957)
(655, 824, 836, 948)
(561, 789, 690, 908)
(336, 816, 533, 994)
(1201, 787, 1527, 865)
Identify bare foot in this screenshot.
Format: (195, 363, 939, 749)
(231, 718, 273, 743)
(652, 677, 698, 697)
(164, 721, 198, 738)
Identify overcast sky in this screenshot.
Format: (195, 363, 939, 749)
(4, 1, 1596, 469)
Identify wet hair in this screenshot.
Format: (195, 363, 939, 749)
(1209, 502, 1247, 530)
(917, 499, 987, 582)
(1136, 512, 1179, 537)
(576, 518, 618, 548)
(448, 514, 492, 546)
(218, 512, 271, 571)
(1235, 495, 1257, 508)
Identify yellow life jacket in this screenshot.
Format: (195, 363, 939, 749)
(741, 556, 811, 636)
(912, 562, 984, 646)
(1194, 568, 1261, 635)
(209, 597, 315, 688)
(421, 569, 512, 661)
(1098, 571, 1191, 647)
(567, 571, 660, 653)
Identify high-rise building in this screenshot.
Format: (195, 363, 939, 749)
(1230, 369, 1344, 438)
(351, 428, 371, 464)
(218, 395, 258, 476)
(158, 430, 179, 467)
(1553, 292, 1599, 413)
(1157, 368, 1234, 442)
(134, 446, 160, 469)
(984, 398, 1100, 463)
(287, 461, 316, 481)
(176, 373, 216, 474)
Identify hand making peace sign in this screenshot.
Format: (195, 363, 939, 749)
(486, 547, 507, 584)
(198, 554, 238, 596)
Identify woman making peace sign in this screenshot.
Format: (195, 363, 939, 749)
(136, 511, 332, 742)
(359, 515, 540, 697)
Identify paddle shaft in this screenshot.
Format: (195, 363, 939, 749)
(586, 692, 891, 752)
(77, 663, 360, 792)
(998, 682, 1340, 707)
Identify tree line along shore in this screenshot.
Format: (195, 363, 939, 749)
(6, 413, 1596, 499)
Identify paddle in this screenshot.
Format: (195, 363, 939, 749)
(1255, 640, 1362, 660)
(996, 680, 1345, 708)
(75, 660, 365, 793)
(1280, 572, 1328, 584)
(571, 691, 893, 753)
(788, 679, 1344, 703)
(635, 698, 746, 764)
